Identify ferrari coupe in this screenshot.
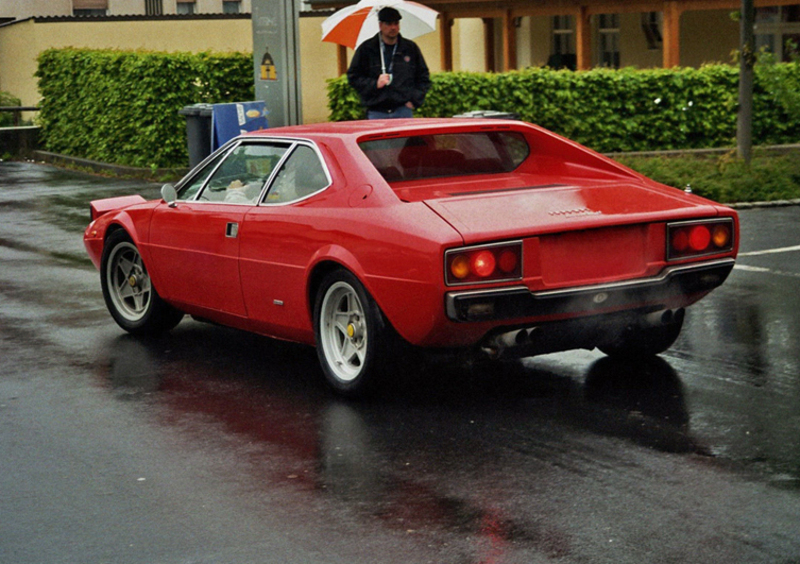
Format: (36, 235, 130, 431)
(84, 118, 738, 395)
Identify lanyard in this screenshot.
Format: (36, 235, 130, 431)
(380, 39, 398, 75)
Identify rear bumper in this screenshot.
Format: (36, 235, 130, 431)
(445, 258, 735, 322)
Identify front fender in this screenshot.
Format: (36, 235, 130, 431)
(84, 204, 155, 270)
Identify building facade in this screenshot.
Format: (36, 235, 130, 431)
(310, 0, 800, 73)
(0, 2, 798, 125)
(0, 0, 251, 18)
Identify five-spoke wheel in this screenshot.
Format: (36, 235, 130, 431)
(101, 230, 183, 335)
(314, 269, 399, 396)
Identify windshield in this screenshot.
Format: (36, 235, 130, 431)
(359, 131, 529, 182)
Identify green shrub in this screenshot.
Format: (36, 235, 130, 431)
(0, 91, 22, 127)
(616, 152, 800, 203)
(36, 48, 253, 168)
(329, 63, 800, 152)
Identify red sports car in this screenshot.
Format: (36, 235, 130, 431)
(84, 118, 738, 395)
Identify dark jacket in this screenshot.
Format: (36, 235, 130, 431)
(347, 33, 431, 112)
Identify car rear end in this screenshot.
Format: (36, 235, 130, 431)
(357, 119, 738, 358)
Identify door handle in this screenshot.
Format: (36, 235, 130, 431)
(226, 223, 239, 238)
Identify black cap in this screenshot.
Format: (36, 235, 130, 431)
(378, 7, 402, 22)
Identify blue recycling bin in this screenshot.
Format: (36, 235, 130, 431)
(179, 101, 269, 168)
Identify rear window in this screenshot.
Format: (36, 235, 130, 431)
(359, 131, 529, 182)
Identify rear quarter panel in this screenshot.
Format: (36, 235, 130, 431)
(239, 199, 462, 346)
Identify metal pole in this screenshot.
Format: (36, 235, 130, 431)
(252, 0, 302, 127)
(737, 0, 754, 163)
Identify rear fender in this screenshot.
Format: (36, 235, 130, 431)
(304, 244, 442, 346)
(305, 245, 369, 317)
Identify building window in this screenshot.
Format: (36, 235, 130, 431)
(223, 1, 241, 14)
(755, 4, 800, 61)
(597, 13, 620, 68)
(548, 15, 576, 69)
(73, 0, 108, 16)
(177, 2, 195, 15)
(641, 12, 663, 50)
(145, 0, 163, 16)
(552, 16, 574, 55)
(74, 9, 107, 16)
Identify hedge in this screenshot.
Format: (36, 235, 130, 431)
(329, 63, 800, 153)
(36, 48, 253, 169)
(0, 91, 22, 127)
(34, 48, 800, 167)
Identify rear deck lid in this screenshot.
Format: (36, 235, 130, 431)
(423, 182, 719, 244)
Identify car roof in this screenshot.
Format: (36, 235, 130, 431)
(242, 118, 529, 143)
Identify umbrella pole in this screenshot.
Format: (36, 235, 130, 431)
(337, 45, 348, 75)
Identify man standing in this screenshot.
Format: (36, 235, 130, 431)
(347, 6, 431, 119)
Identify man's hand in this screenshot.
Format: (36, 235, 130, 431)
(377, 73, 391, 89)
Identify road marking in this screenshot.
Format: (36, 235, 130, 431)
(734, 264, 770, 272)
(738, 244, 800, 257)
(734, 264, 800, 278)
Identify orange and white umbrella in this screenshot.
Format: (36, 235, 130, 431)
(321, 0, 439, 50)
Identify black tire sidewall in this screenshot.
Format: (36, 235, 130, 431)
(313, 269, 387, 396)
(100, 230, 180, 335)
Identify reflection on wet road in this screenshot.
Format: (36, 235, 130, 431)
(2, 162, 800, 563)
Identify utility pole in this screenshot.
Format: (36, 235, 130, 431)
(251, 0, 303, 127)
(737, 0, 755, 163)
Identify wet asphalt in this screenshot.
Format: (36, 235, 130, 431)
(1, 161, 800, 563)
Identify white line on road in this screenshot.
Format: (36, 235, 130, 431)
(734, 264, 771, 272)
(734, 264, 800, 278)
(738, 244, 800, 257)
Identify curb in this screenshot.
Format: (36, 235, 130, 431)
(728, 199, 800, 209)
(33, 150, 188, 182)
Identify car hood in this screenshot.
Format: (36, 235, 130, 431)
(423, 182, 721, 244)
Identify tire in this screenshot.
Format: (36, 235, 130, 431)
(100, 230, 183, 336)
(313, 269, 400, 397)
(598, 311, 684, 359)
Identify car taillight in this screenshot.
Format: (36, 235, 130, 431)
(667, 219, 734, 260)
(445, 241, 522, 286)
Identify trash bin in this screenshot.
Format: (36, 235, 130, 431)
(453, 110, 521, 120)
(178, 103, 213, 168)
(210, 101, 268, 150)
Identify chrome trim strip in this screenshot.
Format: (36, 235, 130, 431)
(445, 258, 736, 319)
(531, 258, 735, 298)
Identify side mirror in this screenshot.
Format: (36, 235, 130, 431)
(161, 184, 178, 207)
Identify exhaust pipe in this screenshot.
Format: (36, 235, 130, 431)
(643, 308, 685, 328)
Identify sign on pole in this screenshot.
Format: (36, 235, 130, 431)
(251, 0, 302, 127)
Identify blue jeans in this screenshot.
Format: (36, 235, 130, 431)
(367, 105, 414, 119)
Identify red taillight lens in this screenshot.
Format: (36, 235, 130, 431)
(471, 250, 496, 277)
(668, 219, 734, 260)
(689, 225, 711, 251)
(671, 230, 689, 252)
(498, 249, 519, 273)
(445, 242, 522, 285)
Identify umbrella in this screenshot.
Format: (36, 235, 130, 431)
(321, 0, 439, 50)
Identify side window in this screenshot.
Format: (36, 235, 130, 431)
(264, 145, 329, 204)
(196, 142, 289, 204)
(177, 150, 228, 201)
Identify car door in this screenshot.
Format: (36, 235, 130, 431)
(148, 140, 290, 320)
(239, 142, 332, 340)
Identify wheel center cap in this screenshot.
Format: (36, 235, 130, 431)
(128, 275, 137, 287)
(346, 323, 356, 338)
